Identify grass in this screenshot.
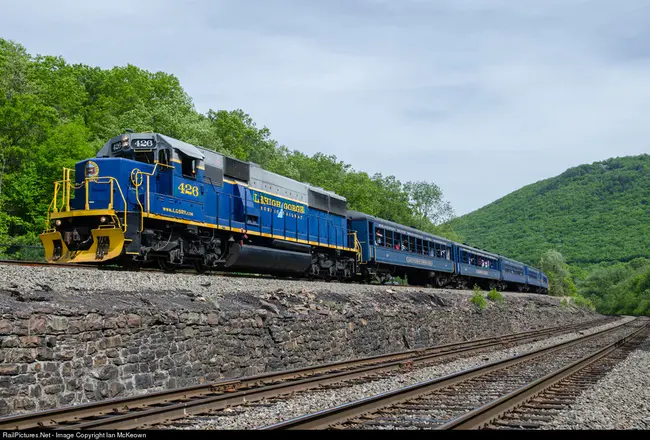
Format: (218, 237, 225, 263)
(558, 295, 596, 312)
(487, 288, 504, 304)
(470, 285, 488, 310)
(572, 295, 596, 312)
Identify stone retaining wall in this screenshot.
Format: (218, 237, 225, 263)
(0, 267, 600, 416)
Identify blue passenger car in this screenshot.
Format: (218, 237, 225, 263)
(525, 266, 542, 288)
(525, 266, 549, 292)
(500, 257, 527, 288)
(454, 244, 501, 287)
(541, 273, 549, 291)
(348, 211, 454, 285)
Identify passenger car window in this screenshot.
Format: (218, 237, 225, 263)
(374, 227, 385, 246)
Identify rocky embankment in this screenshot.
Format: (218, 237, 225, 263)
(0, 264, 599, 417)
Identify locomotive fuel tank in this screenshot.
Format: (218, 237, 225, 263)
(224, 242, 312, 273)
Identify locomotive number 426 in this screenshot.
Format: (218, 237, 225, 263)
(177, 183, 199, 197)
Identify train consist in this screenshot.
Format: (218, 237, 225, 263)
(40, 132, 548, 293)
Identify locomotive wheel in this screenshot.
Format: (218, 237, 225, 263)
(119, 255, 141, 271)
(434, 276, 448, 288)
(158, 259, 178, 273)
(194, 261, 208, 274)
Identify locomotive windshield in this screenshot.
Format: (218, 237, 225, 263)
(104, 135, 163, 165)
(109, 147, 161, 165)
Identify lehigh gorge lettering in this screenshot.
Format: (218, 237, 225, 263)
(253, 192, 305, 214)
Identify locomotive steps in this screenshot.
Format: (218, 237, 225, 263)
(0, 263, 598, 417)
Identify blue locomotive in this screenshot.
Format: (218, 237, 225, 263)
(40, 132, 548, 293)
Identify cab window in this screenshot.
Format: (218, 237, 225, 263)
(158, 149, 170, 166)
(180, 153, 196, 179)
(135, 151, 154, 164)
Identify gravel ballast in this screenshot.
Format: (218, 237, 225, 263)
(0, 263, 553, 300)
(542, 332, 650, 430)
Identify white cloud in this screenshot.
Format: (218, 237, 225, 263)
(2, 0, 650, 215)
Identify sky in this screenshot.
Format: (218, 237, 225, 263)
(2, 0, 650, 217)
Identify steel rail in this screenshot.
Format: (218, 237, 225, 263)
(0, 260, 95, 269)
(0, 318, 611, 430)
(436, 322, 650, 430)
(260, 318, 640, 430)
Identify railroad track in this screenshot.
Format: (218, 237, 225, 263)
(262, 317, 648, 430)
(0, 317, 615, 430)
(0, 259, 94, 269)
(476, 324, 650, 430)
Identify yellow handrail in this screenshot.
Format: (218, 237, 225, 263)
(83, 177, 128, 232)
(45, 181, 60, 229)
(131, 162, 173, 231)
(45, 166, 129, 233)
(65, 168, 71, 211)
(131, 165, 154, 231)
(351, 231, 363, 263)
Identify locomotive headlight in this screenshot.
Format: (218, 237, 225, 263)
(54, 219, 62, 227)
(99, 216, 107, 223)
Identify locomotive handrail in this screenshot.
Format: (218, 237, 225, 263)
(46, 168, 128, 233)
(83, 177, 128, 232)
(46, 182, 60, 229)
(46, 167, 76, 228)
(134, 161, 175, 231)
(351, 231, 362, 263)
(131, 173, 145, 231)
(51, 167, 74, 214)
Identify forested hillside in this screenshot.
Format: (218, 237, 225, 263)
(0, 39, 453, 252)
(580, 257, 650, 316)
(449, 155, 650, 266)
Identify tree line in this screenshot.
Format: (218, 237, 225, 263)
(0, 38, 455, 253)
(449, 155, 650, 267)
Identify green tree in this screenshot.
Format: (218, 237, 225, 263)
(448, 155, 650, 266)
(539, 249, 577, 296)
(404, 181, 455, 227)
